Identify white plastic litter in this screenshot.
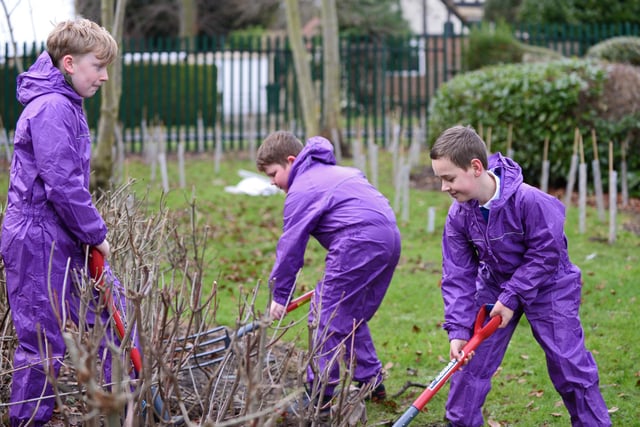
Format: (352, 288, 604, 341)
(224, 170, 282, 196)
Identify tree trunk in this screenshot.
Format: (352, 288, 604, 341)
(180, 0, 198, 38)
(283, 0, 320, 137)
(92, 0, 126, 192)
(320, 0, 343, 150)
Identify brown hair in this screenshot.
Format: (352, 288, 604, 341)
(430, 125, 488, 169)
(47, 18, 118, 67)
(256, 130, 304, 172)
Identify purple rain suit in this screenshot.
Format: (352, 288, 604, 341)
(269, 136, 401, 395)
(440, 153, 611, 427)
(0, 51, 128, 426)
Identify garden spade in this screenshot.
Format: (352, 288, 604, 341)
(89, 247, 169, 421)
(177, 289, 314, 370)
(392, 304, 502, 427)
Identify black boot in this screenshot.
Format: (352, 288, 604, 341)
(357, 380, 387, 402)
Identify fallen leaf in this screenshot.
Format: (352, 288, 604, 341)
(608, 407, 619, 413)
(487, 419, 501, 427)
(412, 324, 421, 333)
(528, 389, 544, 398)
(520, 354, 529, 360)
(551, 412, 563, 417)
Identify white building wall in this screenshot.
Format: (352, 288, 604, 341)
(400, 0, 467, 34)
(215, 52, 270, 115)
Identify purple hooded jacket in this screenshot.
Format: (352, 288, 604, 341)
(1, 51, 107, 251)
(441, 152, 580, 341)
(269, 136, 399, 305)
(0, 51, 112, 425)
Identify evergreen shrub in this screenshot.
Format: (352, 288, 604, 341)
(428, 59, 609, 189)
(463, 21, 563, 72)
(463, 22, 524, 71)
(586, 36, 640, 66)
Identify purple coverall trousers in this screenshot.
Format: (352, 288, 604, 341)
(446, 276, 611, 427)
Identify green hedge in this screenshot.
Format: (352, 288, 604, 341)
(427, 59, 611, 188)
(464, 22, 524, 71)
(464, 21, 565, 71)
(586, 36, 640, 66)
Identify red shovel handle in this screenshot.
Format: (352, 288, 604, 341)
(466, 303, 501, 349)
(393, 304, 502, 426)
(89, 247, 143, 375)
(236, 290, 315, 338)
(286, 289, 314, 313)
(88, 248, 105, 285)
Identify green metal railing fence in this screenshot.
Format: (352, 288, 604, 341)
(1, 22, 639, 153)
(517, 22, 640, 56)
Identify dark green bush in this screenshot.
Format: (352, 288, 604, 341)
(464, 21, 564, 71)
(586, 36, 640, 66)
(428, 59, 609, 189)
(464, 22, 524, 71)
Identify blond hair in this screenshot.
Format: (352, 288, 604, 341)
(47, 18, 118, 67)
(256, 130, 304, 172)
(430, 125, 489, 169)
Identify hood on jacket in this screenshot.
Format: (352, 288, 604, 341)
(456, 152, 523, 213)
(488, 152, 523, 210)
(16, 51, 81, 106)
(288, 136, 337, 187)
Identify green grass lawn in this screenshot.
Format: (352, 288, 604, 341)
(2, 149, 638, 425)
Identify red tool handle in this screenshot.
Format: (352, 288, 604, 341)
(394, 305, 501, 426)
(236, 289, 315, 338)
(286, 289, 314, 312)
(89, 247, 143, 375)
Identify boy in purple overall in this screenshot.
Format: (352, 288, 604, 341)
(257, 131, 401, 412)
(0, 19, 126, 426)
(430, 125, 611, 427)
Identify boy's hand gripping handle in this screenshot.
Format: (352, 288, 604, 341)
(236, 290, 314, 338)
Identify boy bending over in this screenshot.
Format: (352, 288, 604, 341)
(257, 131, 401, 415)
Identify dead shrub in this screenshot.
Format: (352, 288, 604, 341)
(1, 182, 370, 427)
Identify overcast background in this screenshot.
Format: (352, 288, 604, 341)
(1, 0, 74, 47)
